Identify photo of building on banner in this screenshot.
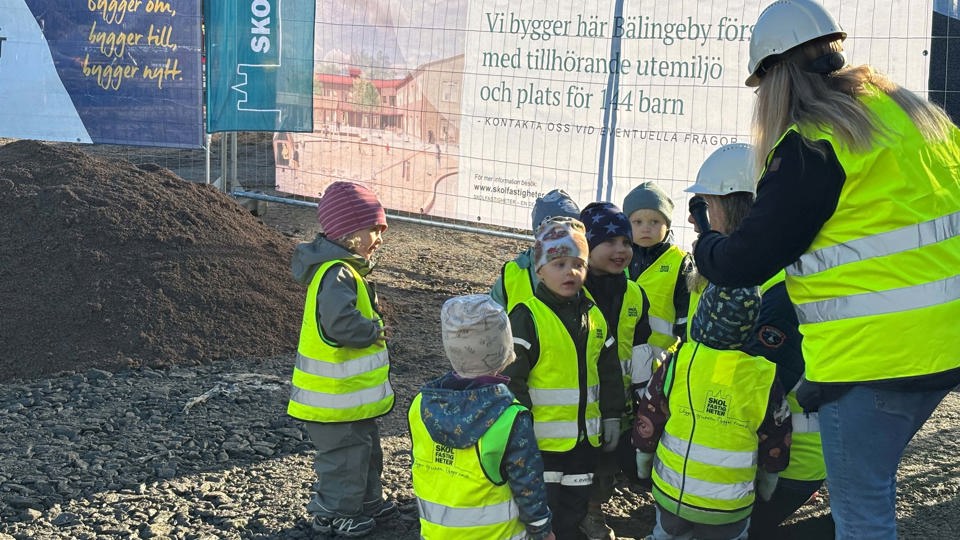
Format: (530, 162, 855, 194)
(1, 0, 203, 148)
(275, 0, 933, 242)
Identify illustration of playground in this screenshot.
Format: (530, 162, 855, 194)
(275, 55, 464, 217)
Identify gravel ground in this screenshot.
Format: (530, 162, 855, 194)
(1, 354, 958, 539)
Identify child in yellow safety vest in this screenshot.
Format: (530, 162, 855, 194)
(408, 294, 555, 540)
(631, 148, 796, 540)
(622, 181, 694, 359)
(288, 181, 397, 538)
(578, 201, 657, 540)
(502, 217, 624, 540)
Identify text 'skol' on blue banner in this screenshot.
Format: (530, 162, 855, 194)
(205, 0, 315, 133)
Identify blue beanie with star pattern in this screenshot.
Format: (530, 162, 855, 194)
(579, 202, 633, 250)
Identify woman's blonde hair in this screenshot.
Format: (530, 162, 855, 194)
(752, 38, 954, 174)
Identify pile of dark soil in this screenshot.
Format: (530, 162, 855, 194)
(0, 140, 303, 382)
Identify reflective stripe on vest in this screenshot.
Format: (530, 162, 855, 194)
(502, 260, 536, 313)
(288, 260, 393, 422)
(635, 245, 686, 352)
(408, 393, 527, 540)
(521, 297, 607, 451)
(543, 471, 595, 485)
(780, 390, 826, 482)
(652, 343, 776, 524)
(777, 89, 960, 383)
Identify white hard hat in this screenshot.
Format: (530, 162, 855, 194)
(746, 0, 846, 87)
(685, 143, 756, 196)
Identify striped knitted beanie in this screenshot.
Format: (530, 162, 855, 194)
(316, 182, 387, 240)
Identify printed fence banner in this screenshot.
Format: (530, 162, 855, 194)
(276, 0, 933, 245)
(0, 0, 203, 148)
(205, 0, 315, 133)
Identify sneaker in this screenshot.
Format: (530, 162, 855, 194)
(579, 510, 615, 540)
(362, 498, 399, 519)
(312, 514, 375, 537)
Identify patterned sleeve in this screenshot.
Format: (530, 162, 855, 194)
(502, 410, 553, 539)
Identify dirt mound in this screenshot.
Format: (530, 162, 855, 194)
(0, 140, 303, 382)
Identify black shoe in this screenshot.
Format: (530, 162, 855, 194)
(312, 514, 375, 537)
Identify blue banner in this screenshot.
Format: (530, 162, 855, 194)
(205, 0, 314, 133)
(0, 0, 203, 148)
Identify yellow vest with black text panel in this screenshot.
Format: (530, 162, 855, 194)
(777, 88, 960, 383)
(501, 259, 537, 313)
(408, 393, 528, 540)
(652, 342, 777, 524)
(288, 260, 393, 422)
(521, 297, 608, 451)
(634, 245, 685, 353)
(686, 273, 823, 482)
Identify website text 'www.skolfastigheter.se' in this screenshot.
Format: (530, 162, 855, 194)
(472, 176, 544, 207)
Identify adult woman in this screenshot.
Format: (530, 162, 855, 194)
(693, 1, 960, 538)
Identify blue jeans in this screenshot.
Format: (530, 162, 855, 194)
(819, 385, 950, 540)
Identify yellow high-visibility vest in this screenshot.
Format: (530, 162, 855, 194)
(521, 297, 608, 451)
(652, 343, 776, 525)
(780, 391, 826, 482)
(288, 260, 393, 422)
(408, 393, 528, 540)
(635, 245, 686, 353)
(777, 88, 960, 383)
(501, 259, 536, 313)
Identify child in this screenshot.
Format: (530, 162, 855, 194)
(288, 181, 397, 537)
(622, 182, 694, 357)
(408, 294, 555, 540)
(490, 189, 581, 311)
(502, 217, 623, 540)
(578, 202, 657, 540)
(684, 143, 826, 538)
(632, 150, 794, 540)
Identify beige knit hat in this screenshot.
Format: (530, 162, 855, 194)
(441, 294, 515, 378)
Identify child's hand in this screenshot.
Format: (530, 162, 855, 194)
(375, 325, 390, 347)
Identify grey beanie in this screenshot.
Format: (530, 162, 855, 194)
(441, 294, 515, 378)
(622, 181, 675, 226)
(531, 189, 581, 232)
